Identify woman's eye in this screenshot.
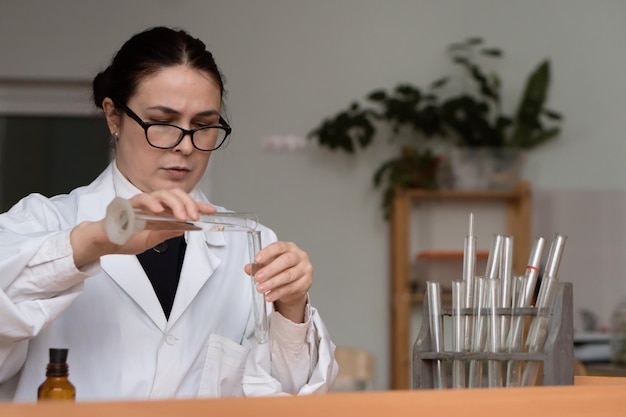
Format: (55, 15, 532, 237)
(194, 121, 218, 129)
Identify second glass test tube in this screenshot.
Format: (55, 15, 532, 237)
(247, 230, 269, 344)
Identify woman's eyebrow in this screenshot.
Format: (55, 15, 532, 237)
(146, 105, 219, 117)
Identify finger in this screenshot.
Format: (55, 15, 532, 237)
(244, 262, 263, 277)
(154, 191, 216, 219)
(254, 241, 294, 265)
(197, 201, 217, 215)
(128, 193, 169, 213)
(165, 190, 216, 220)
(130, 189, 199, 221)
(256, 255, 311, 292)
(153, 188, 199, 220)
(262, 268, 311, 303)
(253, 250, 300, 285)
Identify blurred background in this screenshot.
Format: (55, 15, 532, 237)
(1, 0, 626, 390)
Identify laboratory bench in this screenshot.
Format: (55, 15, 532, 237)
(0, 376, 624, 417)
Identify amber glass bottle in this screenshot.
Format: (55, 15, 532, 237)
(37, 348, 76, 402)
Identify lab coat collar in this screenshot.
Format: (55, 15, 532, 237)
(96, 232, 224, 332)
(166, 231, 222, 327)
(99, 231, 222, 332)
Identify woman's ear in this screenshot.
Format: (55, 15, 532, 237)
(102, 98, 121, 134)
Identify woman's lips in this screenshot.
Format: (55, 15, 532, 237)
(163, 166, 191, 179)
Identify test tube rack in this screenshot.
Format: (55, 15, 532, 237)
(412, 282, 574, 389)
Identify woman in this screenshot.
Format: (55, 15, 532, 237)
(0, 26, 337, 401)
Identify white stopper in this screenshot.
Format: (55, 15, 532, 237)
(105, 197, 137, 245)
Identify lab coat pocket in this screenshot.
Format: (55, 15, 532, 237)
(198, 333, 249, 397)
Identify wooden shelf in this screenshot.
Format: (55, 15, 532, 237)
(389, 181, 531, 390)
(401, 188, 525, 200)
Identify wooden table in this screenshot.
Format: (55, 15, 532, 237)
(0, 377, 624, 417)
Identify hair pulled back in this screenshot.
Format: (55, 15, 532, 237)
(92, 26, 225, 108)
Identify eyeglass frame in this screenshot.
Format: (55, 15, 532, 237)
(111, 98, 232, 151)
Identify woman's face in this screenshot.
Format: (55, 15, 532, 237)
(106, 65, 223, 193)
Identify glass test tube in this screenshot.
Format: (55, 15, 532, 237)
(504, 237, 546, 386)
(519, 237, 547, 309)
(499, 235, 514, 349)
(468, 277, 486, 388)
(452, 280, 466, 389)
(104, 197, 268, 343)
(519, 232, 567, 386)
(485, 278, 502, 388)
(105, 197, 258, 244)
(463, 213, 476, 352)
(485, 234, 503, 280)
(520, 275, 559, 386)
(505, 275, 528, 387)
(507, 237, 546, 347)
(247, 230, 269, 344)
(463, 275, 475, 352)
(427, 281, 447, 389)
(543, 233, 568, 280)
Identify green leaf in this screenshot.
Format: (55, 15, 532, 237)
(466, 37, 484, 45)
(543, 109, 563, 120)
(509, 60, 560, 148)
(430, 77, 449, 89)
(368, 90, 387, 101)
(453, 56, 469, 65)
(480, 48, 503, 57)
(373, 160, 393, 186)
(448, 43, 468, 52)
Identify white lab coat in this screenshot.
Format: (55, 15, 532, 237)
(0, 162, 337, 402)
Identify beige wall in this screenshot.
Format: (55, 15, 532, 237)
(1, 0, 626, 389)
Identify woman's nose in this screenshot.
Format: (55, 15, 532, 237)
(173, 131, 196, 153)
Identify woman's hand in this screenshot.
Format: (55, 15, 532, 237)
(71, 189, 215, 267)
(245, 241, 312, 324)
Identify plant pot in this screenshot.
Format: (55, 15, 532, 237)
(444, 147, 525, 191)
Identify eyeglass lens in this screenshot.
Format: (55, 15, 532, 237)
(147, 125, 228, 151)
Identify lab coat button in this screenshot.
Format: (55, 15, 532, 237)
(165, 334, 177, 345)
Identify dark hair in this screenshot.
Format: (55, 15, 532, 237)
(92, 26, 225, 108)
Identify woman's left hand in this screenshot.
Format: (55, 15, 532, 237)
(244, 241, 312, 324)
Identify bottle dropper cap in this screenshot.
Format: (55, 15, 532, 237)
(49, 348, 68, 364)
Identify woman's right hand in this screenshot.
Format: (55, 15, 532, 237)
(70, 189, 216, 268)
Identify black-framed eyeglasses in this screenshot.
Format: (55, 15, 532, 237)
(113, 99, 231, 152)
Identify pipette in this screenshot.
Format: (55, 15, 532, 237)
(104, 197, 268, 344)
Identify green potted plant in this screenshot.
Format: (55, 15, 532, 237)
(308, 38, 563, 218)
